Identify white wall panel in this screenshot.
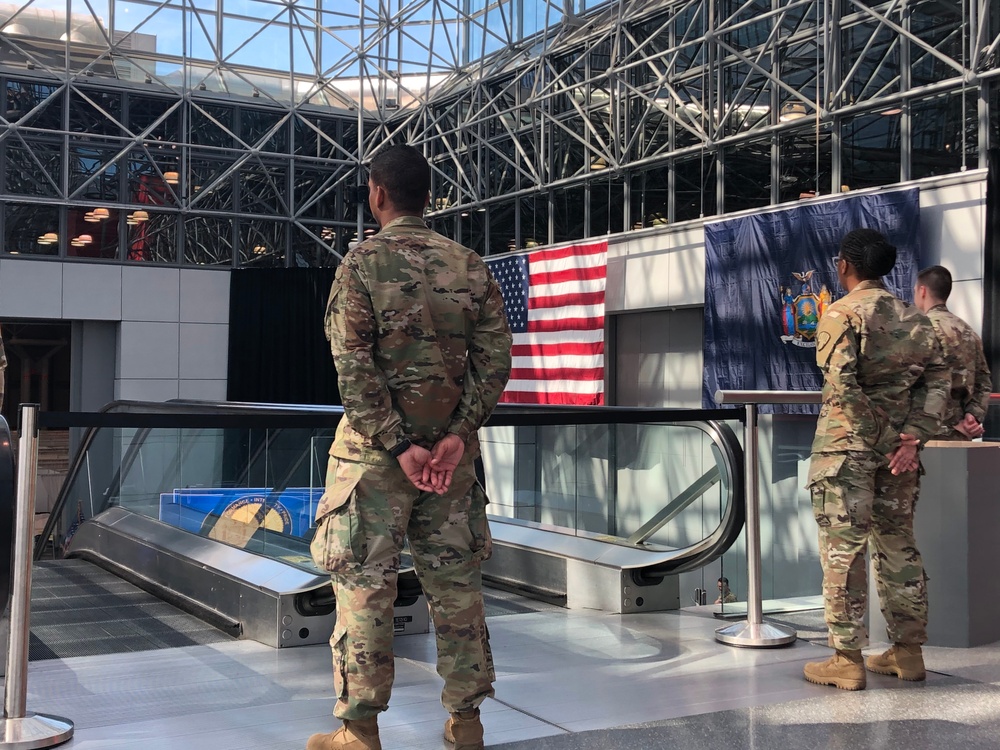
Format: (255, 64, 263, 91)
(119, 321, 179, 379)
(63, 263, 122, 320)
(179, 323, 229, 380)
(178, 379, 228, 400)
(116, 378, 181, 401)
(0, 258, 62, 318)
(919, 179, 986, 282)
(121, 266, 180, 322)
(180, 268, 230, 324)
(948, 279, 985, 336)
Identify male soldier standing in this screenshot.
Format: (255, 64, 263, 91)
(307, 145, 512, 750)
(913, 265, 992, 440)
(803, 229, 948, 691)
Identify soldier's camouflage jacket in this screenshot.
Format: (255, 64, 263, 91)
(325, 215, 512, 467)
(809, 280, 949, 477)
(925, 303, 991, 438)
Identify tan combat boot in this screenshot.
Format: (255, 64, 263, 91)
(306, 717, 381, 750)
(803, 649, 866, 690)
(444, 708, 485, 750)
(866, 643, 926, 681)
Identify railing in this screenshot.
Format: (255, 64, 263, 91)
(34, 402, 747, 597)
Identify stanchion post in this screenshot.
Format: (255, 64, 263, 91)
(715, 401, 797, 648)
(1, 403, 74, 748)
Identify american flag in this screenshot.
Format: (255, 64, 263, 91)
(486, 241, 607, 405)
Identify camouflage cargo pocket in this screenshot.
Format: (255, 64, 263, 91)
(309, 461, 366, 574)
(807, 454, 847, 529)
(808, 454, 875, 529)
(468, 482, 493, 563)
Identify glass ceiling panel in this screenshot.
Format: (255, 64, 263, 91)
(3, 0, 613, 111)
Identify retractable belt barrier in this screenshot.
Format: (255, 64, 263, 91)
(1, 404, 73, 748)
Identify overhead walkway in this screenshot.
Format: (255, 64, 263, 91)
(32, 400, 746, 646)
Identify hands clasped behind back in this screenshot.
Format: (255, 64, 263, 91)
(397, 433, 466, 495)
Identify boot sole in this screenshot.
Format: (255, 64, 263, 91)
(866, 664, 926, 681)
(444, 740, 484, 750)
(804, 672, 866, 690)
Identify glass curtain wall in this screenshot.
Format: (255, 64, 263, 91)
(0, 1, 997, 264)
(416, 0, 998, 254)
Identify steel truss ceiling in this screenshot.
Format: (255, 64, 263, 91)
(410, 1, 1000, 235)
(0, 1, 997, 262)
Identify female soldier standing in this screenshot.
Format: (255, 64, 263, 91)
(803, 228, 948, 691)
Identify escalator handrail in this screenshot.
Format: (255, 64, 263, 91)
(485, 418, 745, 579)
(34, 400, 746, 562)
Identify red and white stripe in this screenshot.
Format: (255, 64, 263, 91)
(502, 241, 607, 405)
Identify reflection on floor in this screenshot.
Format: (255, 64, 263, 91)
(14, 588, 1000, 750)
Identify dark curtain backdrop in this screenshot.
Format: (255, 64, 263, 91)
(227, 268, 340, 406)
(984, 150, 1000, 438)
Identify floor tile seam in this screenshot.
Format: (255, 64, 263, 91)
(56, 698, 338, 736)
(25, 670, 323, 698)
(487, 695, 573, 735)
(23, 640, 271, 668)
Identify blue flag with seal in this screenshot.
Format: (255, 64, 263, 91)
(703, 188, 921, 412)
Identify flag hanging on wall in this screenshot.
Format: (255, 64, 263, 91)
(486, 241, 607, 405)
(702, 188, 921, 412)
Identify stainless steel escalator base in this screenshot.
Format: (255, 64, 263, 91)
(485, 523, 680, 613)
(66, 507, 429, 648)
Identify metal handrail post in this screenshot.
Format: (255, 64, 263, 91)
(715, 401, 797, 648)
(1, 404, 74, 748)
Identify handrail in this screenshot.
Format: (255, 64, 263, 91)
(715, 390, 821, 405)
(716, 390, 1000, 406)
(34, 401, 746, 579)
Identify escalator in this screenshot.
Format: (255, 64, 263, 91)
(33, 401, 746, 645)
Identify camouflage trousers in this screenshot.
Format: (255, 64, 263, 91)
(310, 455, 495, 721)
(808, 451, 928, 651)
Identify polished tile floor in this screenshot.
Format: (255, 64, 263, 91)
(17, 594, 1000, 750)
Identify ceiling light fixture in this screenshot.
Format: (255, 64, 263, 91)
(779, 101, 808, 122)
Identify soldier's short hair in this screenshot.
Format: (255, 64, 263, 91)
(369, 145, 431, 214)
(916, 265, 952, 302)
(839, 228, 896, 280)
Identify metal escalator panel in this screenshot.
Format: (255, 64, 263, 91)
(479, 417, 745, 612)
(35, 401, 430, 648)
(34, 400, 745, 623)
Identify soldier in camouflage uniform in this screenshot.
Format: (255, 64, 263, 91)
(307, 145, 512, 750)
(913, 265, 991, 441)
(803, 228, 948, 691)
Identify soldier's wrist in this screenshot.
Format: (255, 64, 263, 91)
(388, 438, 413, 459)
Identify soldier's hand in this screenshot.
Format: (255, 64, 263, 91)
(887, 434, 919, 475)
(957, 413, 984, 439)
(397, 444, 435, 493)
(425, 434, 465, 495)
